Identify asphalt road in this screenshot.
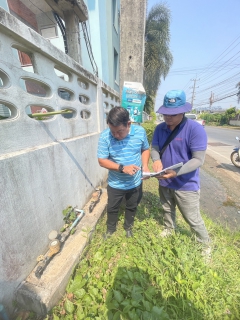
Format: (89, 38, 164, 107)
(204, 126, 240, 182)
(200, 125, 240, 231)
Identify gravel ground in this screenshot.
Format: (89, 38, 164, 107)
(200, 154, 240, 231)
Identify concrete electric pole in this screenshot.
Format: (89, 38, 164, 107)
(190, 78, 200, 107)
(209, 91, 214, 109)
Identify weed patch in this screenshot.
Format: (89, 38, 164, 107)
(43, 176, 240, 320)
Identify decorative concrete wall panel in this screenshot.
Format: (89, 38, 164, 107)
(0, 7, 119, 311)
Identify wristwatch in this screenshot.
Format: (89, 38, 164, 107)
(118, 164, 124, 173)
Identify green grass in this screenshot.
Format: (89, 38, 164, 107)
(43, 176, 240, 320)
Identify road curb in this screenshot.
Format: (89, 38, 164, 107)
(15, 189, 108, 316)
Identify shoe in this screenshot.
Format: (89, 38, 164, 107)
(202, 245, 211, 263)
(160, 228, 174, 238)
(126, 230, 133, 238)
(103, 230, 115, 240)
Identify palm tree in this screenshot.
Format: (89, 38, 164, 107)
(144, 3, 173, 113)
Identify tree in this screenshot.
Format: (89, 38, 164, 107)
(143, 3, 173, 114)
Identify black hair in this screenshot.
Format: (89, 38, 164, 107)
(107, 107, 130, 127)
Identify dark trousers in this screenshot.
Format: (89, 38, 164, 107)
(107, 184, 143, 232)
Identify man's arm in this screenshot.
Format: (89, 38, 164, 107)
(151, 145, 163, 172)
(98, 158, 120, 171)
(176, 150, 206, 176)
(141, 149, 150, 172)
(158, 150, 206, 179)
(98, 158, 141, 175)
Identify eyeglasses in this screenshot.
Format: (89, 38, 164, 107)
(163, 114, 178, 117)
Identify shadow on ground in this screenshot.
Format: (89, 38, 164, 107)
(106, 266, 205, 319)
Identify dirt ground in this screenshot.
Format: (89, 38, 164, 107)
(200, 154, 240, 231)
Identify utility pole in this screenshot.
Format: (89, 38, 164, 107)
(190, 78, 200, 107)
(209, 91, 214, 109)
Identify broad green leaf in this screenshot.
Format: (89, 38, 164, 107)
(107, 310, 114, 319)
(132, 285, 143, 294)
(52, 315, 60, 320)
(97, 281, 103, 289)
(152, 306, 168, 318)
(142, 299, 152, 312)
(131, 300, 141, 307)
(107, 300, 120, 310)
(131, 291, 143, 301)
(123, 304, 132, 313)
(94, 252, 103, 261)
(128, 310, 138, 320)
(79, 279, 87, 288)
(192, 282, 200, 290)
(67, 274, 84, 293)
(76, 306, 85, 319)
(113, 310, 121, 320)
(120, 283, 129, 293)
(145, 286, 156, 296)
(64, 299, 75, 314)
(121, 299, 131, 306)
(142, 311, 152, 320)
(64, 316, 74, 320)
(127, 270, 134, 281)
(82, 294, 92, 305)
(74, 288, 86, 299)
(113, 290, 124, 303)
(89, 287, 98, 298)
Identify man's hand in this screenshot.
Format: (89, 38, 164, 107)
(123, 165, 141, 176)
(156, 169, 177, 180)
(141, 165, 150, 180)
(153, 160, 163, 173)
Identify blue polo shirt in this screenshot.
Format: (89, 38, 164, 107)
(152, 119, 207, 191)
(98, 125, 149, 190)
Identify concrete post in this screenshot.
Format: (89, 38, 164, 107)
(63, 11, 82, 65)
(120, 0, 147, 96)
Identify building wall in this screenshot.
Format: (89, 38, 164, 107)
(107, 0, 120, 92)
(82, 0, 120, 92)
(0, 7, 119, 312)
(120, 0, 147, 94)
(8, 0, 38, 30)
(6, 0, 121, 93)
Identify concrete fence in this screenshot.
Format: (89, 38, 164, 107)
(0, 7, 119, 310)
(229, 119, 240, 127)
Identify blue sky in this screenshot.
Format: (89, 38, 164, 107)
(147, 0, 240, 111)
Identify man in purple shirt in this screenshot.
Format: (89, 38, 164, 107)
(151, 90, 210, 257)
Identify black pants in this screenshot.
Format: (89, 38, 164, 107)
(107, 183, 143, 232)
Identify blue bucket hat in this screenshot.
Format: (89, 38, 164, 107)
(157, 90, 192, 115)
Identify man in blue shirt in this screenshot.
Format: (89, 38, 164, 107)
(151, 90, 210, 256)
(98, 107, 150, 238)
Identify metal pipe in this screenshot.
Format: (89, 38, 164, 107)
(29, 109, 73, 118)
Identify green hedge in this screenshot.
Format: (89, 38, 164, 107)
(141, 121, 157, 145)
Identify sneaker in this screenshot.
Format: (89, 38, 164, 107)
(160, 228, 174, 238)
(201, 246, 211, 263)
(103, 230, 115, 240)
(126, 230, 133, 238)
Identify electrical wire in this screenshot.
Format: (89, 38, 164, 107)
(53, 12, 68, 54)
(81, 21, 98, 77)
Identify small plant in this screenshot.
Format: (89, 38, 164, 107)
(46, 175, 240, 320)
(141, 120, 157, 145)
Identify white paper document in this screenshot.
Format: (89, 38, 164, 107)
(142, 162, 183, 178)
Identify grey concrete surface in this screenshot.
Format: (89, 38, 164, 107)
(200, 168, 240, 230)
(0, 7, 118, 310)
(200, 142, 240, 231)
(15, 189, 108, 316)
